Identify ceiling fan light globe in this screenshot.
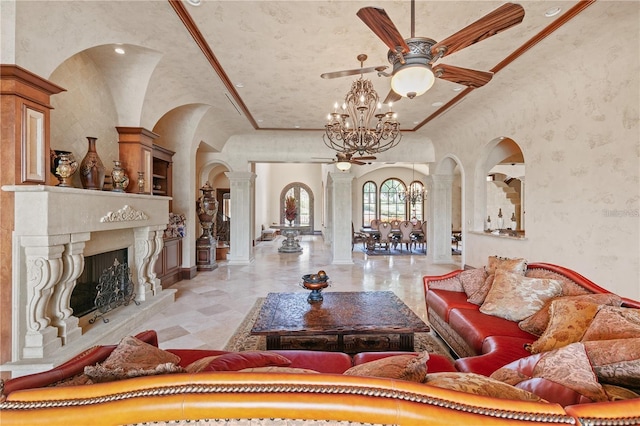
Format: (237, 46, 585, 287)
(336, 161, 352, 171)
(391, 65, 435, 98)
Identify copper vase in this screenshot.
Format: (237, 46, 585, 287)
(79, 137, 105, 190)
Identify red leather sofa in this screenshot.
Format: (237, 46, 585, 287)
(423, 261, 640, 406)
(1, 330, 456, 397)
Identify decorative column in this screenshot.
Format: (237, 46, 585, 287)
(329, 172, 354, 265)
(226, 171, 255, 265)
(427, 175, 455, 264)
(49, 232, 90, 345)
(21, 236, 67, 358)
(134, 225, 166, 301)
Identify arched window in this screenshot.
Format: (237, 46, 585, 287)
(380, 178, 406, 221)
(407, 181, 425, 221)
(280, 183, 314, 231)
(362, 181, 377, 227)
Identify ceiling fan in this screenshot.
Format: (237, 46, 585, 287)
(313, 152, 377, 170)
(324, 1, 525, 102)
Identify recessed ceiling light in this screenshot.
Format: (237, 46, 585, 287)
(431, 101, 444, 107)
(452, 87, 463, 92)
(235, 83, 244, 88)
(544, 7, 562, 17)
(257, 119, 263, 123)
(114, 47, 125, 55)
(186, 0, 202, 6)
(294, 125, 300, 129)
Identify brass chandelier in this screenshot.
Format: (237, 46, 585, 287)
(398, 164, 426, 206)
(324, 77, 401, 156)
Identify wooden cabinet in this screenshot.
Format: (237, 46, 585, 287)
(154, 237, 182, 287)
(152, 144, 174, 210)
(116, 127, 158, 194)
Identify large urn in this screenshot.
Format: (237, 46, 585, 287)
(196, 181, 219, 271)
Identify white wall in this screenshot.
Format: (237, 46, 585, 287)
(428, 2, 639, 299)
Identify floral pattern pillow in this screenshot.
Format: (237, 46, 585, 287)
(485, 256, 528, 275)
(584, 338, 640, 388)
(459, 268, 488, 298)
(531, 343, 608, 402)
(83, 335, 184, 383)
(524, 268, 591, 296)
(519, 293, 622, 336)
(480, 270, 562, 322)
(467, 273, 495, 305)
(344, 352, 429, 382)
(581, 306, 640, 341)
(525, 299, 601, 354)
(424, 372, 544, 402)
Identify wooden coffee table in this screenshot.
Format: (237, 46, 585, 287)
(250, 291, 429, 353)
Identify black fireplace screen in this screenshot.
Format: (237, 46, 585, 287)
(71, 248, 136, 321)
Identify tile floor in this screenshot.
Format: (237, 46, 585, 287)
(131, 234, 462, 350)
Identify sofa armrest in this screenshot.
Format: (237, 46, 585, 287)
(423, 270, 464, 293)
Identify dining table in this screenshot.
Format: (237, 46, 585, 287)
(360, 227, 424, 251)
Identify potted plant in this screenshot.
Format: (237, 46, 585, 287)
(285, 195, 297, 225)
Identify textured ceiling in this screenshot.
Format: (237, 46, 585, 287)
(180, 0, 580, 133)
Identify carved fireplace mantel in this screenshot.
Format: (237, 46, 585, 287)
(2, 185, 176, 375)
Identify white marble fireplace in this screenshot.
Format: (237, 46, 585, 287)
(2, 185, 176, 376)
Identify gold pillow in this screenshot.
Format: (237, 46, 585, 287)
(424, 372, 544, 402)
(485, 256, 527, 275)
(480, 270, 562, 322)
(526, 299, 600, 354)
(581, 306, 640, 341)
(459, 268, 488, 298)
(344, 352, 429, 383)
(519, 293, 622, 336)
(531, 343, 608, 403)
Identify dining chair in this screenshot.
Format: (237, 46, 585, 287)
(398, 221, 414, 252)
(377, 222, 393, 251)
(370, 219, 379, 230)
(390, 219, 401, 229)
(414, 221, 427, 251)
(352, 222, 368, 251)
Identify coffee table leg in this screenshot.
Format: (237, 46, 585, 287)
(266, 335, 282, 350)
(399, 334, 414, 351)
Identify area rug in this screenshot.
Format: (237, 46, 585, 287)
(224, 297, 454, 362)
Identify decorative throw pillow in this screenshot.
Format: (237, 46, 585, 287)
(85, 362, 186, 383)
(459, 268, 488, 298)
(602, 384, 640, 401)
(479, 270, 562, 322)
(466, 273, 495, 305)
(519, 293, 622, 336)
(583, 338, 640, 388)
(581, 306, 640, 341)
(83, 335, 184, 383)
(529, 343, 608, 403)
(424, 372, 544, 402)
(186, 351, 292, 372)
(525, 299, 601, 354)
(343, 352, 429, 383)
(524, 268, 591, 296)
(485, 256, 527, 275)
(100, 335, 181, 370)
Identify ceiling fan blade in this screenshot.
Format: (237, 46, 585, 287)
(353, 155, 377, 161)
(434, 64, 493, 88)
(357, 7, 410, 54)
(321, 65, 388, 80)
(383, 89, 402, 104)
(430, 3, 525, 58)
(351, 160, 366, 166)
